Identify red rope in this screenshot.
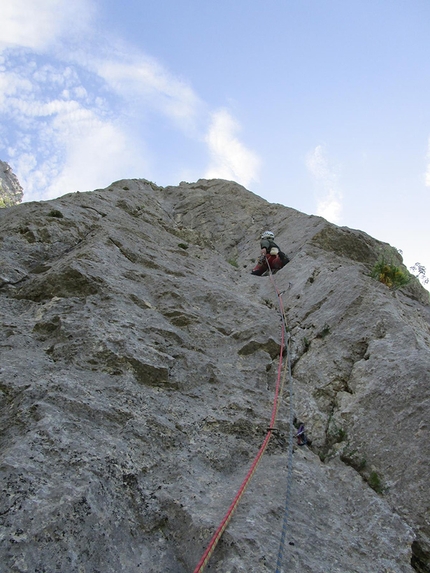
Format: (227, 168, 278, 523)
(193, 266, 286, 572)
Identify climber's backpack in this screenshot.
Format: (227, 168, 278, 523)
(279, 251, 289, 265)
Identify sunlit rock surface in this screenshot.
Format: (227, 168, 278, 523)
(1, 178, 429, 572)
(0, 161, 23, 208)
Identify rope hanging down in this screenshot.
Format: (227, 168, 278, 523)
(193, 261, 293, 573)
(266, 268, 295, 573)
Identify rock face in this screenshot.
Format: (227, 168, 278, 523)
(0, 161, 23, 208)
(0, 178, 429, 573)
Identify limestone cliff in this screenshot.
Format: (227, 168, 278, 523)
(0, 161, 23, 208)
(0, 178, 429, 573)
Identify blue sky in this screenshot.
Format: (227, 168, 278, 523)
(1, 0, 429, 283)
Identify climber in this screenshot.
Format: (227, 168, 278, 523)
(251, 231, 289, 276)
(296, 424, 307, 446)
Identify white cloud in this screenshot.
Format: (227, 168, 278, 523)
(0, 2, 259, 201)
(9, 98, 83, 119)
(0, 0, 94, 52)
(315, 190, 342, 223)
(10, 93, 147, 201)
(204, 109, 261, 187)
(94, 53, 204, 133)
(0, 10, 210, 200)
(0, 71, 33, 108)
(306, 144, 342, 223)
(44, 118, 147, 200)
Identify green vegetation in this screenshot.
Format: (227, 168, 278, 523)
(336, 427, 347, 442)
(340, 451, 367, 472)
(328, 420, 347, 445)
(178, 243, 189, 250)
(227, 257, 239, 268)
(356, 458, 367, 471)
(0, 178, 22, 208)
(367, 470, 384, 494)
(371, 258, 410, 289)
(341, 453, 383, 493)
(318, 419, 348, 463)
(0, 196, 15, 208)
(317, 324, 331, 339)
(47, 209, 64, 218)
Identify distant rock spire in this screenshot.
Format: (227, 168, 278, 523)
(0, 160, 23, 207)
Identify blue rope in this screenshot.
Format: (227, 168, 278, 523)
(275, 328, 294, 573)
(266, 263, 295, 573)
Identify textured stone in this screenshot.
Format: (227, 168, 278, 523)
(0, 178, 429, 572)
(0, 161, 23, 207)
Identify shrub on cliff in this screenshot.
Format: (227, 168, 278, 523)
(371, 258, 411, 289)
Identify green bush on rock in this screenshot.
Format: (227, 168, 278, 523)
(371, 259, 410, 290)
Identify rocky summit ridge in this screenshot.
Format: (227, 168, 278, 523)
(0, 161, 23, 208)
(0, 178, 429, 573)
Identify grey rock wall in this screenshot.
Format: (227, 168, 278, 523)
(0, 178, 429, 572)
(0, 161, 23, 207)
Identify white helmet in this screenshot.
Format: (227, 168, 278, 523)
(261, 230, 275, 240)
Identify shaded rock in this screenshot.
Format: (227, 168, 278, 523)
(238, 337, 281, 360)
(15, 264, 102, 301)
(310, 224, 381, 264)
